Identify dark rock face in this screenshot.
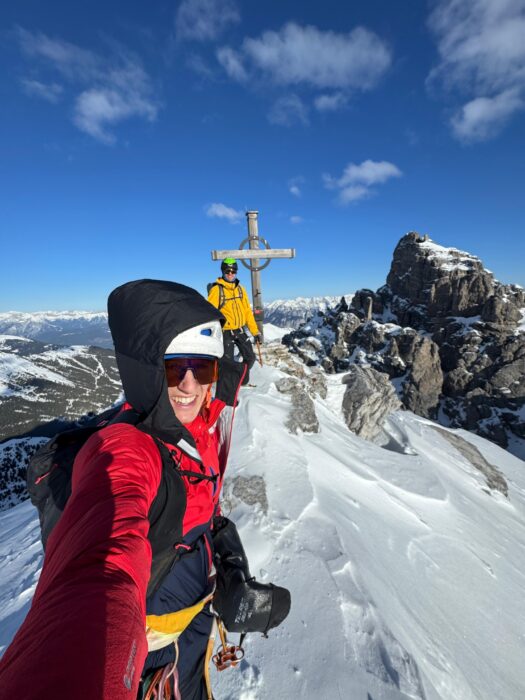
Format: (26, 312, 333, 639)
(0, 437, 48, 511)
(283, 232, 525, 456)
(387, 233, 497, 320)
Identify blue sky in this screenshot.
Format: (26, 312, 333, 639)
(1, 0, 524, 311)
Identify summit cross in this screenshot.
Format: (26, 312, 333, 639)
(210, 211, 296, 337)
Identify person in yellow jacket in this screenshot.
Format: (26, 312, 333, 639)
(208, 257, 261, 386)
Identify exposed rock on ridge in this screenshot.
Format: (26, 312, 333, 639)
(283, 232, 525, 456)
(342, 366, 401, 440)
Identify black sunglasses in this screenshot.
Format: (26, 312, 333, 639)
(165, 357, 218, 386)
(224, 267, 237, 274)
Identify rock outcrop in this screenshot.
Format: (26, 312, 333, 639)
(283, 232, 525, 455)
(342, 366, 401, 440)
(275, 376, 320, 434)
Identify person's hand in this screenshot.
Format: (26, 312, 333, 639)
(254, 334, 262, 344)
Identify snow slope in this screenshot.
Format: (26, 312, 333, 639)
(1, 357, 525, 699)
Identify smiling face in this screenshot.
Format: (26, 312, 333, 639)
(167, 368, 210, 424)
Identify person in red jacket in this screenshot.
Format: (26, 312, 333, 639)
(0, 281, 236, 698)
(0, 279, 289, 699)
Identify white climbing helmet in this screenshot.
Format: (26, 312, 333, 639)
(164, 320, 224, 359)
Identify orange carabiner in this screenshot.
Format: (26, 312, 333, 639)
(212, 619, 245, 671)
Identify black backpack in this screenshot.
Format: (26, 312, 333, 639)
(26, 405, 189, 597)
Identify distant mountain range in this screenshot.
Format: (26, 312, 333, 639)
(0, 335, 121, 441)
(0, 296, 352, 349)
(0, 334, 123, 511)
(0, 311, 112, 348)
(264, 295, 353, 328)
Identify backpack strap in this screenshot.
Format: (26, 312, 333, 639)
(208, 282, 226, 310)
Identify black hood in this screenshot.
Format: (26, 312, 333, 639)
(108, 279, 223, 446)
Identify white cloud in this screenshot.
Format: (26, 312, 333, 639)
(206, 202, 244, 223)
(16, 28, 159, 144)
(20, 78, 63, 103)
(290, 215, 303, 224)
(324, 159, 402, 205)
(219, 23, 391, 90)
(176, 0, 240, 42)
(288, 176, 304, 197)
(428, 0, 525, 141)
(74, 87, 157, 145)
(268, 94, 309, 126)
(314, 92, 348, 112)
(451, 88, 524, 142)
(216, 46, 247, 82)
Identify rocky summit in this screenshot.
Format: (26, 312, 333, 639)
(283, 232, 525, 457)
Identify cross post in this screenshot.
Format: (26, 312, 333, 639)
(210, 210, 295, 338)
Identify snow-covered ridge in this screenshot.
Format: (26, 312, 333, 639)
(265, 294, 353, 328)
(0, 311, 112, 348)
(0, 311, 107, 322)
(265, 294, 352, 311)
(0, 295, 355, 341)
(417, 238, 481, 262)
(1, 358, 524, 699)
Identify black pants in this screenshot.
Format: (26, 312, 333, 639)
(223, 329, 255, 385)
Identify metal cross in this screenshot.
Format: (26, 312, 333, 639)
(210, 211, 296, 337)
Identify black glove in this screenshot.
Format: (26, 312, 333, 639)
(254, 334, 262, 344)
(212, 516, 291, 634)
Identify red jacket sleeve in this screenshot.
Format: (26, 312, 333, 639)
(0, 424, 162, 699)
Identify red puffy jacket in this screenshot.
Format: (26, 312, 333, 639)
(0, 280, 243, 699)
(0, 398, 235, 698)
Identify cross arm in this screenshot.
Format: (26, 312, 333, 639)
(211, 249, 296, 260)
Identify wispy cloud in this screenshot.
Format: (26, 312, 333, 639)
(314, 92, 348, 112)
(288, 176, 304, 197)
(216, 46, 248, 82)
(16, 27, 159, 144)
(73, 87, 157, 144)
(323, 159, 402, 204)
(451, 88, 524, 142)
(216, 23, 391, 121)
(206, 202, 244, 223)
(427, 0, 525, 142)
(17, 27, 99, 81)
(268, 94, 309, 126)
(218, 22, 391, 91)
(176, 0, 240, 42)
(20, 78, 63, 103)
(290, 215, 303, 224)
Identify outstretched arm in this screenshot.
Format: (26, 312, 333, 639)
(0, 424, 161, 699)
